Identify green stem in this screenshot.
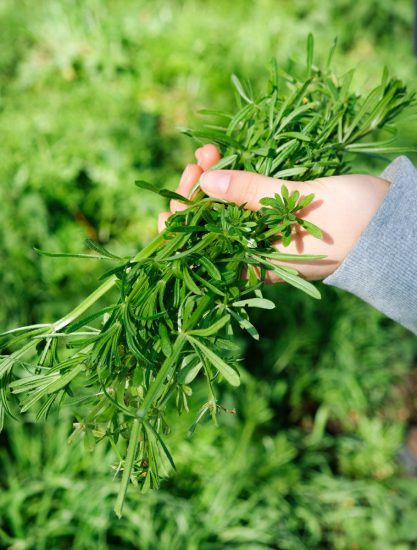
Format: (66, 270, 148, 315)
(113, 293, 214, 516)
(183, 292, 213, 332)
(54, 275, 117, 331)
(54, 233, 167, 332)
(113, 335, 187, 519)
(133, 231, 166, 261)
(4, 232, 168, 369)
(138, 333, 187, 417)
(114, 417, 142, 518)
(0, 340, 38, 378)
(155, 200, 209, 261)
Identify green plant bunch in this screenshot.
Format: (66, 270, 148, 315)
(0, 36, 415, 517)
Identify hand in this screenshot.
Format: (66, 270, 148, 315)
(158, 144, 389, 281)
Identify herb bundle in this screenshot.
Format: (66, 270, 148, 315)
(0, 36, 415, 517)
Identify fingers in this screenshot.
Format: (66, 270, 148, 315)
(159, 144, 218, 230)
(158, 211, 170, 232)
(170, 163, 203, 212)
(195, 144, 221, 170)
(199, 169, 301, 211)
(170, 144, 221, 212)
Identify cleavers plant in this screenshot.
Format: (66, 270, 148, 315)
(0, 36, 415, 517)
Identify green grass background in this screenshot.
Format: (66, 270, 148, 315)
(1, 1, 417, 548)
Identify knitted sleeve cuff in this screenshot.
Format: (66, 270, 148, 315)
(323, 156, 417, 334)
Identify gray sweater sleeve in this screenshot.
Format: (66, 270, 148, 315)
(323, 156, 417, 334)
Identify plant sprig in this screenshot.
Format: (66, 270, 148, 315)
(0, 35, 415, 517)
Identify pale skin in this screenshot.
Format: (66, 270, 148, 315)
(158, 144, 390, 282)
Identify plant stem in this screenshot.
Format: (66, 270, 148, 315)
(113, 292, 214, 516)
(139, 333, 188, 417)
(53, 233, 167, 332)
(53, 275, 117, 331)
(114, 417, 142, 518)
(113, 336, 187, 518)
(3, 232, 168, 368)
(142, 293, 213, 416)
(134, 231, 167, 261)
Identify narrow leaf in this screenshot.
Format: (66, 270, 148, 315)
(135, 180, 192, 204)
(34, 248, 110, 261)
(197, 256, 222, 281)
(188, 336, 240, 387)
(159, 325, 173, 357)
(232, 298, 275, 309)
(231, 74, 253, 103)
(257, 257, 321, 299)
(298, 219, 323, 239)
(85, 240, 123, 259)
(188, 314, 231, 337)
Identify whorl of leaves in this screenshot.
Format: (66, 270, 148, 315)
(0, 36, 415, 517)
(185, 36, 414, 178)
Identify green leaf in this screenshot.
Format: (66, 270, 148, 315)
(197, 256, 222, 281)
(34, 248, 111, 261)
(159, 325, 173, 357)
(345, 144, 417, 154)
(306, 32, 314, 75)
(183, 266, 204, 296)
(279, 131, 312, 142)
(343, 85, 383, 141)
(231, 74, 253, 104)
(187, 336, 240, 387)
(19, 364, 85, 412)
(275, 106, 315, 135)
(207, 154, 238, 171)
(281, 185, 290, 201)
(143, 418, 177, 471)
(135, 180, 193, 204)
(134, 179, 161, 193)
(228, 309, 259, 340)
(188, 314, 231, 337)
(185, 128, 241, 148)
(0, 377, 18, 425)
(296, 193, 315, 209)
(298, 219, 323, 239)
(326, 37, 338, 68)
(166, 225, 206, 234)
(177, 356, 203, 384)
(259, 194, 283, 209)
(192, 271, 225, 297)
(163, 234, 217, 261)
(85, 240, 123, 259)
(188, 405, 210, 436)
(274, 167, 309, 179)
(273, 269, 320, 299)
(228, 103, 256, 133)
(197, 108, 233, 118)
(256, 251, 326, 261)
(66, 305, 118, 333)
(256, 257, 321, 299)
(232, 298, 275, 310)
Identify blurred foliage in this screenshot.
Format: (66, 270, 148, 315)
(1, 0, 417, 548)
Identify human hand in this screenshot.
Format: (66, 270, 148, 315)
(158, 144, 389, 281)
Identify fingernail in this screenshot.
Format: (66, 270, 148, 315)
(200, 171, 230, 194)
(195, 148, 204, 166)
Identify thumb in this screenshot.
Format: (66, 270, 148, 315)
(199, 169, 299, 211)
